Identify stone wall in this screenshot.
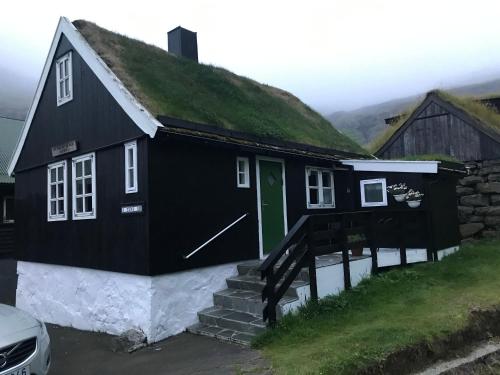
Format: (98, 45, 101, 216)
(457, 159, 500, 239)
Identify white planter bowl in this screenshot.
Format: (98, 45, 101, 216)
(393, 193, 407, 202)
(407, 200, 421, 208)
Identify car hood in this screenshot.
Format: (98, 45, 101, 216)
(0, 304, 40, 347)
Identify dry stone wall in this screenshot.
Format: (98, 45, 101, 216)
(458, 160, 500, 239)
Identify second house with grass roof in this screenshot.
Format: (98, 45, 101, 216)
(8, 17, 461, 343)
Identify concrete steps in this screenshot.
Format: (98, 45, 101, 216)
(188, 259, 307, 346)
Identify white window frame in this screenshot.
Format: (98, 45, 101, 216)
(236, 157, 250, 188)
(2, 196, 14, 223)
(360, 178, 388, 207)
(124, 141, 138, 193)
(47, 161, 68, 222)
(72, 153, 97, 220)
(305, 167, 336, 209)
(56, 52, 73, 106)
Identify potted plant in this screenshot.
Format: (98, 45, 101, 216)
(347, 233, 365, 256)
(387, 183, 408, 202)
(405, 189, 424, 208)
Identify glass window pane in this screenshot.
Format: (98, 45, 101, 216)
(364, 183, 384, 203)
(64, 59, 68, 76)
(238, 173, 245, 186)
(128, 148, 134, 167)
(57, 183, 64, 199)
(76, 180, 83, 195)
(76, 197, 83, 213)
(85, 177, 92, 194)
(309, 188, 319, 205)
(57, 166, 64, 181)
(50, 168, 56, 183)
(238, 160, 245, 173)
(59, 62, 63, 78)
(58, 200, 64, 215)
(76, 162, 82, 178)
(59, 81, 64, 97)
(323, 188, 333, 205)
(85, 196, 93, 213)
(322, 172, 331, 187)
(308, 171, 318, 187)
(84, 159, 91, 176)
(50, 201, 56, 215)
(5, 198, 14, 221)
(64, 79, 69, 96)
(50, 185, 56, 199)
(128, 169, 134, 188)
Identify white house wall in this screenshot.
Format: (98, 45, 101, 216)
(16, 261, 238, 343)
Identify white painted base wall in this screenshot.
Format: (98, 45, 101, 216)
(16, 261, 238, 343)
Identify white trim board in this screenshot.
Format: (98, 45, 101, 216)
(8, 17, 163, 176)
(255, 156, 288, 259)
(341, 160, 439, 174)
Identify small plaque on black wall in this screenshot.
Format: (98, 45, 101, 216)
(121, 205, 144, 215)
(51, 140, 78, 157)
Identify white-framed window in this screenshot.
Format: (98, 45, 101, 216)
(305, 167, 335, 208)
(47, 161, 68, 221)
(56, 52, 73, 106)
(124, 141, 138, 193)
(237, 157, 250, 188)
(72, 153, 96, 220)
(2, 196, 14, 223)
(360, 178, 388, 207)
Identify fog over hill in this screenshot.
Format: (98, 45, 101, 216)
(0, 66, 36, 120)
(328, 78, 500, 146)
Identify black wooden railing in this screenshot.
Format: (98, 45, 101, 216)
(258, 209, 434, 324)
(0, 223, 14, 257)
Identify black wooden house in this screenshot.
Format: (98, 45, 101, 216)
(8, 18, 461, 343)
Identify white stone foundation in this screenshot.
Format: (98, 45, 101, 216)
(16, 261, 238, 343)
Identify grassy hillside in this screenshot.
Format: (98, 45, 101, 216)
(328, 79, 500, 146)
(74, 20, 365, 154)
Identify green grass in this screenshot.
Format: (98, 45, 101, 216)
(254, 240, 500, 374)
(399, 154, 460, 163)
(73, 20, 366, 155)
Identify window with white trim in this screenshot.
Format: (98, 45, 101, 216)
(72, 153, 96, 219)
(360, 178, 387, 207)
(47, 161, 67, 221)
(3, 197, 14, 223)
(305, 167, 335, 208)
(56, 52, 73, 106)
(236, 157, 250, 188)
(124, 141, 138, 193)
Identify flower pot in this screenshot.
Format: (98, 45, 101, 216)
(393, 193, 406, 202)
(407, 200, 421, 208)
(351, 246, 363, 257)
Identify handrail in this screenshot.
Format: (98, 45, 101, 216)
(184, 213, 249, 259)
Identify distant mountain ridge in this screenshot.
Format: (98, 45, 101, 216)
(328, 78, 500, 146)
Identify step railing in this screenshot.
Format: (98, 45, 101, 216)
(258, 208, 434, 324)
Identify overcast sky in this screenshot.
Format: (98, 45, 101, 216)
(2, 0, 500, 113)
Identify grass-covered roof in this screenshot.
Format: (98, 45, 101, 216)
(73, 20, 366, 155)
(369, 90, 500, 153)
(0, 116, 23, 183)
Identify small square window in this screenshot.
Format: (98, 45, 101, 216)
(72, 153, 96, 220)
(360, 178, 388, 207)
(237, 157, 250, 188)
(305, 167, 335, 209)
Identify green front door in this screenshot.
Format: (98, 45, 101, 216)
(258, 159, 286, 255)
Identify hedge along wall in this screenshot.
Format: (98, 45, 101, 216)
(457, 159, 500, 239)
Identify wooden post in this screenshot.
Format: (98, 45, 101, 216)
(368, 212, 378, 274)
(307, 217, 318, 302)
(267, 271, 277, 325)
(399, 212, 407, 266)
(370, 247, 378, 275)
(342, 246, 351, 290)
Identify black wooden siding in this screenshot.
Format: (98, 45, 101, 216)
(379, 100, 500, 162)
(14, 34, 151, 275)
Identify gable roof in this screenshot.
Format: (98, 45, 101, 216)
(371, 90, 500, 155)
(72, 19, 366, 155)
(0, 116, 24, 183)
(8, 17, 163, 175)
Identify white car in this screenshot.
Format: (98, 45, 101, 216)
(0, 304, 50, 375)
